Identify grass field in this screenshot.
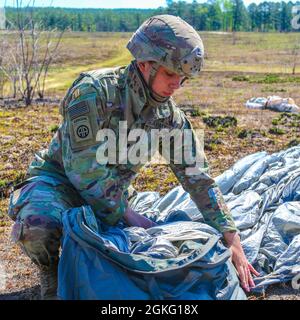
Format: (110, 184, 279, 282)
(0, 31, 300, 300)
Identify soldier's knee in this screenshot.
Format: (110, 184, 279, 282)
(11, 214, 62, 267)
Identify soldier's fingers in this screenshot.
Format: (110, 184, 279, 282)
(248, 263, 260, 277)
(243, 266, 251, 291)
(247, 268, 256, 288)
(238, 266, 249, 292)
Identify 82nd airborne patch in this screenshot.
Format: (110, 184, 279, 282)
(72, 116, 93, 142)
(67, 98, 98, 151)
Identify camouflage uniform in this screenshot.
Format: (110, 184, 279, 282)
(8, 15, 237, 299)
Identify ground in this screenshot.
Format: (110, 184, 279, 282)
(0, 31, 299, 300)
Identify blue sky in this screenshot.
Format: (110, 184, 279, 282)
(0, 0, 294, 9)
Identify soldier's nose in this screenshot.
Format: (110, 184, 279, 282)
(169, 79, 181, 90)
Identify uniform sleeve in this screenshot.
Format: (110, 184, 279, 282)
(166, 109, 238, 234)
(61, 83, 128, 225)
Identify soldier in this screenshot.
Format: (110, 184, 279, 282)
(8, 15, 259, 300)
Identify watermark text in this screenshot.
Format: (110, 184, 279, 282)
(291, 5, 300, 30)
(95, 121, 206, 176)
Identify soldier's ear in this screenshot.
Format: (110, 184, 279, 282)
(137, 61, 154, 73)
(137, 61, 147, 73)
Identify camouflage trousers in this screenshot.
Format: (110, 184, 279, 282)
(8, 175, 85, 268)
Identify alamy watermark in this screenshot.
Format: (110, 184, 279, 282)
(0, 7, 5, 30)
(291, 5, 300, 30)
(0, 260, 6, 291)
(95, 121, 205, 176)
(291, 266, 300, 290)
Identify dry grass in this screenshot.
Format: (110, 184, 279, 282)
(2, 30, 300, 94)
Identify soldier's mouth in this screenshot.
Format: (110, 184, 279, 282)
(163, 91, 174, 96)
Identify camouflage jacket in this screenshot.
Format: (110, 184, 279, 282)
(28, 61, 237, 233)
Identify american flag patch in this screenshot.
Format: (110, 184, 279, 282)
(68, 101, 90, 120)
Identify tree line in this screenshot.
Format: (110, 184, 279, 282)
(3, 1, 300, 33)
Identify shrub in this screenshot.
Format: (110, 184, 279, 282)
(202, 115, 237, 128)
(49, 124, 59, 133)
(237, 128, 249, 139)
(269, 127, 285, 135)
(232, 75, 250, 82)
(287, 139, 300, 148)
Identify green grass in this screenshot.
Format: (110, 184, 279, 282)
(269, 127, 286, 135)
(272, 119, 279, 125)
(49, 124, 60, 133)
(262, 87, 287, 93)
(202, 115, 237, 128)
(232, 74, 300, 84)
(236, 128, 251, 139)
(2, 31, 300, 96)
(271, 113, 300, 128)
(287, 139, 300, 148)
(45, 49, 132, 93)
(232, 75, 250, 82)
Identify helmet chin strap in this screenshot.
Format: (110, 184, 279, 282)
(147, 62, 169, 104)
(148, 62, 159, 91)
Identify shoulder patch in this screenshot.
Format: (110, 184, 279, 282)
(72, 116, 93, 142)
(68, 101, 90, 120)
(66, 93, 100, 152)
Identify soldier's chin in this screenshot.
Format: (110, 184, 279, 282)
(162, 91, 173, 97)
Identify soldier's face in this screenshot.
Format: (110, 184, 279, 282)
(138, 62, 184, 97)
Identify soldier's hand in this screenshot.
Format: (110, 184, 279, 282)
(223, 231, 260, 293)
(124, 207, 157, 229)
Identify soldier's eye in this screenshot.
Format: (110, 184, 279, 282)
(165, 71, 174, 77)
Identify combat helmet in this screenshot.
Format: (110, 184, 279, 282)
(127, 14, 204, 78)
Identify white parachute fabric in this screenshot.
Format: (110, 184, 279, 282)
(245, 96, 299, 113)
(210, 146, 300, 289)
(130, 146, 300, 291)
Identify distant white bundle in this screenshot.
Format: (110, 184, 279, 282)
(245, 97, 268, 110)
(0, 260, 6, 292)
(245, 96, 299, 113)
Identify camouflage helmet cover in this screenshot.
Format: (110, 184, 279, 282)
(127, 15, 204, 77)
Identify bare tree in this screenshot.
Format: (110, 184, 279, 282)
(0, 46, 4, 99)
(0, 37, 19, 99)
(0, 0, 64, 105)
